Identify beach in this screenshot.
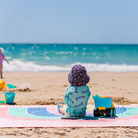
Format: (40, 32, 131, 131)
(0, 72, 138, 137)
(1, 0, 138, 137)
(1, 72, 138, 105)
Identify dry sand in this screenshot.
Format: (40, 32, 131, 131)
(0, 72, 138, 138)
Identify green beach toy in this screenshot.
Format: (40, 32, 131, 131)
(0, 101, 6, 104)
(7, 84, 17, 88)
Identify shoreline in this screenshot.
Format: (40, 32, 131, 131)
(3, 70, 138, 73)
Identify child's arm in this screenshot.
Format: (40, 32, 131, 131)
(64, 87, 70, 104)
(3, 55, 9, 63)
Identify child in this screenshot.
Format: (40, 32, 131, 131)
(57, 65, 91, 117)
(0, 48, 9, 78)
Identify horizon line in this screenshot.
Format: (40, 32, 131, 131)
(0, 43, 138, 45)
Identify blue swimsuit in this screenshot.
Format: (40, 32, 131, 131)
(64, 85, 91, 117)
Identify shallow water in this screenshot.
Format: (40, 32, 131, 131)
(1, 44, 138, 72)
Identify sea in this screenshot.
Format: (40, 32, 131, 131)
(0, 44, 138, 72)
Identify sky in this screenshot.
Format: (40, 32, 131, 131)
(0, 0, 138, 44)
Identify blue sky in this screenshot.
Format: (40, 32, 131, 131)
(0, 0, 138, 44)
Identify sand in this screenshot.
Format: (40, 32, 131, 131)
(0, 72, 138, 138)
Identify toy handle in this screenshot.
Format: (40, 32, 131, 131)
(4, 95, 8, 102)
(92, 94, 101, 99)
(4, 94, 13, 102)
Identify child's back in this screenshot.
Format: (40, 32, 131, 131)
(64, 85, 91, 117)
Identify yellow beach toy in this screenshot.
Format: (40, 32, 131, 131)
(0, 80, 6, 90)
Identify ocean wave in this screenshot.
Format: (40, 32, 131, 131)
(55, 52, 73, 55)
(3, 60, 69, 72)
(2, 60, 138, 72)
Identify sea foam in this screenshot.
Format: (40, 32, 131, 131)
(3, 60, 138, 72)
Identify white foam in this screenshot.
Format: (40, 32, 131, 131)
(3, 60, 70, 72)
(79, 63, 138, 72)
(2, 60, 138, 72)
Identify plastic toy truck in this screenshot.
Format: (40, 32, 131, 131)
(93, 95, 116, 117)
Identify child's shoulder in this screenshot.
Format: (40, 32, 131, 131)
(84, 85, 89, 89)
(78, 85, 89, 89)
(0, 54, 4, 57)
(66, 85, 74, 90)
(66, 85, 89, 91)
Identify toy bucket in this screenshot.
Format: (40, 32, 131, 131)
(4, 92, 16, 104)
(93, 97, 112, 108)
